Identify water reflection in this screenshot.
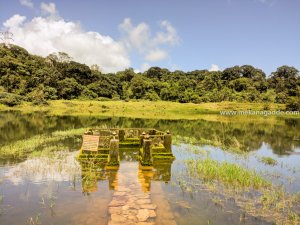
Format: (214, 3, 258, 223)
(0, 112, 299, 157)
(79, 149, 174, 194)
(0, 112, 300, 224)
(3, 152, 81, 185)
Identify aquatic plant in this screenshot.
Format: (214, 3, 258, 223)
(186, 158, 270, 189)
(183, 155, 300, 225)
(27, 213, 41, 225)
(260, 156, 277, 166)
(0, 128, 85, 160)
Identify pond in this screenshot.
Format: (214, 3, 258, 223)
(0, 111, 299, 225)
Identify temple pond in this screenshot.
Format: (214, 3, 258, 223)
(0, 111, 299, 225)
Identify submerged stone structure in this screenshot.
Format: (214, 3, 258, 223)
(77, 128, 175, 167)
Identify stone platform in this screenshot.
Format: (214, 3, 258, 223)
(77, 128, 175, 166)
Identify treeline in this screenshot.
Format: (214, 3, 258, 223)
(0, 44, 299, 109)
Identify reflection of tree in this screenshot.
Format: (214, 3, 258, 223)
(0, 111, 299, 155)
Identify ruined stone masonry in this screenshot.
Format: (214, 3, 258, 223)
(78, 128, 175, 167)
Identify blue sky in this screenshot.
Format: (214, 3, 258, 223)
(0, 0, 299, 75)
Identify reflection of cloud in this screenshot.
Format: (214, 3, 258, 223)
(4, 152, 81, 185)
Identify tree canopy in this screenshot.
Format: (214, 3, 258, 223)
(0, 44, 299, 107)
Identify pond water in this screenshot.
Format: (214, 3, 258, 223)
(0, 111, 299, 225)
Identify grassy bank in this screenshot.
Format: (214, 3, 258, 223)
(184, 157, 300, 224)
(0, 128, 85, 160)
(0, 100, 289, 120)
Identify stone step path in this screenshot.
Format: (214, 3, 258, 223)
(108, 162, 176, 225)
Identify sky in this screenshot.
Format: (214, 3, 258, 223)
(0, 0, 299, 75)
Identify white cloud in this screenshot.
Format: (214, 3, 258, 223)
(209, 64, 221, 72)
(255, 0, 276, 6)
(154, 20, 179, 45)
(3, 12, 130, 73)
(20, 0, 34, 8)
(3, 4, 179, 73)
(145, 49, 168, 62)
(141, 63, 151, 72)
(119, 18, 150, 53)
(119, 18, 179, 68)
(40, 2, 57, 16)
(3, 14, 26, 28)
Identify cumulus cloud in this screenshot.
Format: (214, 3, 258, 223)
(119, 18, 178, 67)
(3, 14, 26, 28)
(141, 63, 151, 72)
(3, 8, 130, 73)
(2, 3, 179, 73)
(209, 64, 221, 72)
(19, 0, 34, 8)
(40, 2, 58, 16)
(119, 18, 150, 53)
(154, 20, 179, 45)
(145, 49, 168, 62)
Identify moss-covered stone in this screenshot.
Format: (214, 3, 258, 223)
(152, 146, 167, 153)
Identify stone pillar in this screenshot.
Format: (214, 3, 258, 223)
(119, 129, 125, 142)
(142, 134, 152, 165)
(109, 132, 119, 166)
(128, 129, 134, 138)
(139, 131, 146, 148)
(163, 130, 172, 152)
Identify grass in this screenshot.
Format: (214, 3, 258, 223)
(0, 103, 7, 110)
(0, 128, 85, 160)
(260, 156, 278, 166)
(0, 100, 288, 120)
(186, 158, 270, 189)
(183, 155, 300, 225)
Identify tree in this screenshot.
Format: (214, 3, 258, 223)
(117, 68, 135, 82)
(145, 67, 169, 80)
(57, 78, 83, 99)
(269, 66, 299, 96)
(221, 66, 241, 81)
(229, 78, 252, 92)
(130, 75, 152, 99)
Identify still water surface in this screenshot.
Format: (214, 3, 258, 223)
(0, 112, 299, 225)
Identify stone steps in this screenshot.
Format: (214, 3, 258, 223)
(108, 162, 176, 225)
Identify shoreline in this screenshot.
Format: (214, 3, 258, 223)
(1, 100, 298, 120)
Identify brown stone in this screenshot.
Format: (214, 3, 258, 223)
(114, 191, 127, 196)
(136, 194, 150, 199)
(137, 222, 155, 225)
(109, 200, 126, 207)
(136, 199, 151, 205)
(139, 204, 157, 210)
(109, 207, 122, 215)
(137, 209, 150, 222)
(117, 187, 130, 192)
(148, 210, 156, 218)
(111, 214, 126, 222)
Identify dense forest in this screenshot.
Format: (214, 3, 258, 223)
(0, 44, 299, 110)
